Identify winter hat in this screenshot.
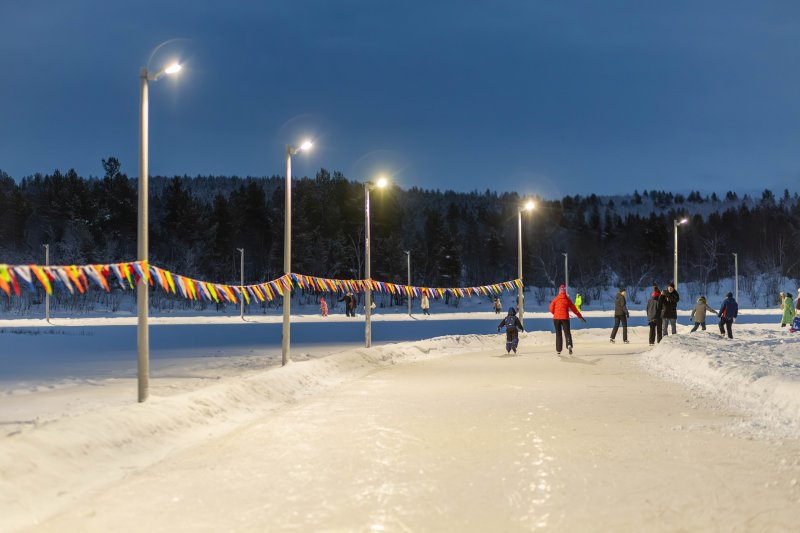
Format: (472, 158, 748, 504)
(726, 292, 733, 298)
(508, 307, 517, 315)
(559, 284, 566, 294)
(619, 286, 626, 292)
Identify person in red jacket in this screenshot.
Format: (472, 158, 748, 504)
(549, 284, 586, 355)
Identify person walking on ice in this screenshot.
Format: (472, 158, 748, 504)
(609, 287, 629, 343)
(717, 292, 738, 339)
(420, 291, 431, 315)
(689, 296, 715, 332)
(549, 284, 586, 355)
(575, 293, 583, 312)
(497, 307, 524, 354)
(319, 296, 328, 317)
(781, 290, 796, 328)
(647, 285, 663, 345)
(493, 296, 502, 314)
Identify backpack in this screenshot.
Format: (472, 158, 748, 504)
(504, 315, 517, 328)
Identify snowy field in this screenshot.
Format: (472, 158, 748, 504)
(1, 313, 800, 530)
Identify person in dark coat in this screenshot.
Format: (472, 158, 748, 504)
(717, 292, 738, 339)
(660, 282, 680, 336)
(646, 285, 663, 346)
(338, 291, 356, 317)
(610, 287, 629, 343)
(497, 307, 524, 354)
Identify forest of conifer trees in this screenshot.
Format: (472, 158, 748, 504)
(2, 157, 799, 308)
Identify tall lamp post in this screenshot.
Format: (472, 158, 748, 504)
(732, 252, 739, 303)
(282, 140, 313, 366)
(137, 60, 181, 403)
(673, 217, 688, 290)
(404, 250, 411, 317)
(562, 252, 569, 295)
(43, 244, 50, 323)
(237, 248, 245, 320)
(517, 200, 535, 325)
(365, 176, 388, 347)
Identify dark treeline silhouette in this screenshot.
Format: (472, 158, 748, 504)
(2, 158, 800, 307)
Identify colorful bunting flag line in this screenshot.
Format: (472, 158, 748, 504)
(0, 262, 522, 304)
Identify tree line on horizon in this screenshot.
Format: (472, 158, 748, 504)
(1, 158, 799, 308)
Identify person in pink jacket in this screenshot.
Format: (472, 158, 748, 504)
(549, 284, 586, 355)
(319, 296, 328, 317)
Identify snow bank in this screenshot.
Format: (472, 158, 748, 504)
(0, 333, 496, 532)
(640, 325, 800, 439)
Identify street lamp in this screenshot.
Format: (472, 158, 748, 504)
(282, 140, 313, 366)
(365, 176, 388, 347)
(43, 244, 50, 323)
(237, 248, 244, 320)
(518, 200, 535, 325)
(562, 252, 569, 296)
(732, 252, 739, 303)
(137, 60, 181, 403)
(673, 217, 688, 290)
(404, 250, 411, 317)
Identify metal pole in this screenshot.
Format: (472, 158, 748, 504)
(137, 68, 150, 403)
(563, 253, 569, 295)
(282, 147, 292, 365)
(733, 253, 739, 302)
(43, 244, 50, 322)
(673, 219, 679, 290)
(365, 183, 372, 348)
(517, 209, 524, 325)
(238, 248, 244, 320)
(405, 251, 411, 317)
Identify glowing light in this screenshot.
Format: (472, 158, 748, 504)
(164, 63, 182, 75)
(524, 200, 535, 211)
(376, 176, 388, 188)
(299, 140, 313, 152)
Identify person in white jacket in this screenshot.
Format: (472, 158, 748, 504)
(420, 292, 430, 315)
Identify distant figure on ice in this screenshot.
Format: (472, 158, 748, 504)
(689, 296, 715, 332)
(497, 307, 524, 354)
(609, 287, 629, 344)
(646, 285, 663, 346)
(319, 296, 328, 317)
(660, 282, 680, 336)
(339, 292, 356, 317)
(493, 296, 502, 314)
(575, 293, 583, 312)
(421, 292, 430, 315)
(549, 284, 585, 355)
(717, 292, 738, 339)
(781, 290, 796, 328)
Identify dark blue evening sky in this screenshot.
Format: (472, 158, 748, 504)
(2, 1, 800, 197)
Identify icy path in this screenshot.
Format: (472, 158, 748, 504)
(16, 337, 800, 531)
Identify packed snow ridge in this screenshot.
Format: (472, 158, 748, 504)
(640, 325, 800, 439)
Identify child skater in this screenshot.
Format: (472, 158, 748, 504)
(319, 296, 328, 317)
(497, 307, 524, 354)
(689, 296, 716, 332)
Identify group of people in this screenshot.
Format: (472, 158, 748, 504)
(497, 284, 585, 355)
(645, 283, 740, 342)
(497, 281, 799, 355)
(319, 291, 431, 317)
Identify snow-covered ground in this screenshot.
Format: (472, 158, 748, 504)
(1, 315, 799, 531)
